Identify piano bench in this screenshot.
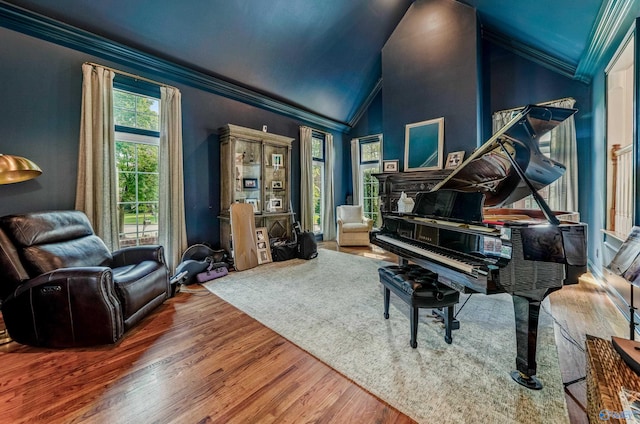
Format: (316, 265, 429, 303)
(378, 264, 460, 346)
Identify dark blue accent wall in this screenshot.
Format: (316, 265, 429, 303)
(382, 0, 481, 168)
(0, 26, 345, 247)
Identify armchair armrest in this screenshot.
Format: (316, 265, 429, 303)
(363, 216, 374, 230)
(111, 245, 166, 267)
(337, 218, 344, 230)
(2, 267, 124, 347)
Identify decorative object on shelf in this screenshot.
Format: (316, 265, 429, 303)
(445, 151, 465, 169)
(272, 153, 283, 169)
(272, 180, 283, 190)
(243, 178, 258, 189)
(382, 159, 399, 173)
(404, 117, 444, 171)
(246, 198, 259, 213)
(0, 153, 42, 184)
(268, 197, 283, 211)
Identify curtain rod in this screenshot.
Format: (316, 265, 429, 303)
(494, 97, 575, 114)
(84, 61, 174, 89)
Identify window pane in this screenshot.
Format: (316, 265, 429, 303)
(361, 142, 381, 162)
(137, 144, 159, 172)
(114, 89, 159, 132)
(312, 137, 324, 160)
(313, 162, 323, 233)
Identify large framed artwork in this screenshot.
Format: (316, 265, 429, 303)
(404, 117, 444, 171)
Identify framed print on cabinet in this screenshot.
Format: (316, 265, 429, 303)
(404, 117, 444, 171)
(445, 151, 465, 169)
(243, 178, 258, 189)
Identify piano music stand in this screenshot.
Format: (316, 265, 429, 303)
(608, 226, 640, 340)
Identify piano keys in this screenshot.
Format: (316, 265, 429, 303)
(371, 105, 588, 390)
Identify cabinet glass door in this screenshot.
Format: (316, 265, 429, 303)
(263, 143, 289, 213)
(234, 138, 262, 214)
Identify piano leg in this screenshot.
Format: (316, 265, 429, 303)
(383, 287, 391, 319)
(511, 293, 546, 390)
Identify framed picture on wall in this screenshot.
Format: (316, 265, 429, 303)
(445, 151, 465, 169)
(383, 160, 399, 173)
(404, 117, 444, 171)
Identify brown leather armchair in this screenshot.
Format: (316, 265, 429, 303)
(0, 210, 170, 347)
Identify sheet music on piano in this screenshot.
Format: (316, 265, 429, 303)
(371, 104, 588, 390)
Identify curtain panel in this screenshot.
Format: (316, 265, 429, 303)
(350, 138, 360, 205)
(323, 133, 335, 240)
(75, 63, 119, 250)
(299, 126, 314, 232)
(159, 86, 188, 272)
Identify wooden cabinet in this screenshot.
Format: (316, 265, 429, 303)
(219, 124, 294, 255)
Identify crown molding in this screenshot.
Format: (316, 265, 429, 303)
(481, 26, 578, 81)
(0, 1, 350, 132)
(348, 78, 383, 128)
(575, 0, 636, 82)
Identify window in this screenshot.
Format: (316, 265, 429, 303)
(113, 87, 160, 247)
(358, 136, 382, 225)
(606, 31, 635, 237)
(312, 132, 325, 234)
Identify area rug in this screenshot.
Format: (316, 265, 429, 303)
(203, 248, 569, 423)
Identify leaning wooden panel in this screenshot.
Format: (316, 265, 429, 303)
(230, 203, 259, 271)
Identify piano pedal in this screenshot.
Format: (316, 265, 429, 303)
(431, 308, 460, 331)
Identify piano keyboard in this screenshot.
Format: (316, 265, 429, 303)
(375, 234, 488, 276)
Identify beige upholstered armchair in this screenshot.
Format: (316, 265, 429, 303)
(336, 205, 373, 247)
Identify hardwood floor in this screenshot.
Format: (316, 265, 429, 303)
(0, 242, 629, 423)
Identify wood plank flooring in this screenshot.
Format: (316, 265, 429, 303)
(0, 242, 629, 423)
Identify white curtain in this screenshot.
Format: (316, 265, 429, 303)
(299, 126, 314, 232)
(350, 138, 360, 205)
(159, 86, 188, 272)
(323, 133, 335, 240)
(75, 63, 119, 250)
(547, 98, 577, 211)
(492, 98, 578, 211)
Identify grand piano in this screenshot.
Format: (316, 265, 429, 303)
(370, 105, 588, 390)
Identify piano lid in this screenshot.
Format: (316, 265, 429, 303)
(430, 105, 577, 208)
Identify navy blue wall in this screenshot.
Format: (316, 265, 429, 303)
(0, 26, 345, 247)
(382, 0, 481, 168)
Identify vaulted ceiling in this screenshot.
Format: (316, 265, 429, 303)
(0, 0, 617, 127)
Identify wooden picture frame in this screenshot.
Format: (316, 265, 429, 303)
(268, 197, 283, 211)
(255, 227, 272, 264)
(272, 180, 284, 190)
(383, 160, 399, 173)
(445, 151, 465, 169)
(404, 117, 444, 171)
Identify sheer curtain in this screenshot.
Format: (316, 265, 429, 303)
(492, 98, 578, 211)
(323, 133, 335, 240)
(547, 98, 577, 211)
(158, 86, 187, 271)
(350, 138, 360, 205)
(75, 63, 119, 250)
(299, 126, 314, 232)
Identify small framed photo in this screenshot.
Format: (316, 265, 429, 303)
(272, 180, 284, 190)
(268, 197, 283, 211)
(246, 198, 259, 213)
(383, 160, 399, 173)
(243, 178, 258, 189)
(255, 226, 273, 264)
(445, 151, 465, 169)
(272, 154, 283, 168)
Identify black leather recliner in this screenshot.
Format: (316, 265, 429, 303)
(0, 210, 170, 347)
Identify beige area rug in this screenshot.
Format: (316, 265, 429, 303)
(203, 248, 569, 423)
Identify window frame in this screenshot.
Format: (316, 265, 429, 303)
(311, 131, 325, 235)
(113, 80, 161, 247)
